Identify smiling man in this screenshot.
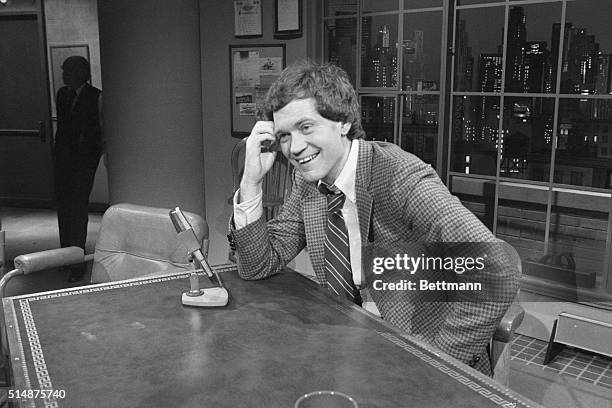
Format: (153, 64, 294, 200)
(228, 61, 519, 376)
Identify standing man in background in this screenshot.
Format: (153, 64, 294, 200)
(54, 56, 103, 283)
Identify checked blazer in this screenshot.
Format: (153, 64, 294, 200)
(231, 140, 520, 375)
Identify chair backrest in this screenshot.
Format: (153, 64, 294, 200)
(230, 139, 246, 196)
(230, 138, 293, 220)
(91, 203, 208, 283)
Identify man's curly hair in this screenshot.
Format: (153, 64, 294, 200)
(260, 60, 365, 140)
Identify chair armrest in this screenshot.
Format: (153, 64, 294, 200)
(493, 303, 525, 343)
(14, 247, 85, 275)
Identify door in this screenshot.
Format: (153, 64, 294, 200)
(0, 10, 53, 207)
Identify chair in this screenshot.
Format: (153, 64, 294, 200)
(491, 300, 524, 385)
(1, 203, 208, 293)
(490, 246, 525, 386)
(0, 204, 207, 403)
(229, 138, 293, 221)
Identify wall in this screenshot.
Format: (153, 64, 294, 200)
(44, 0, 102, 89)
(98, 0, 205, 215)
(200, 0, 311, 264)
(44, 0, 108, 205)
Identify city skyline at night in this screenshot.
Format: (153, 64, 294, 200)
(324, 2, 612, 187)
(454, 5, 612, 187)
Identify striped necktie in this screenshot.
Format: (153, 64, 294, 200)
(319, 183, 361, 305)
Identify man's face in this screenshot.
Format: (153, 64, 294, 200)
(273, 98, 351, 184)
(62, 63, 86, 89)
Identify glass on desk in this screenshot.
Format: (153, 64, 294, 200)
(295, 391, 358, 408)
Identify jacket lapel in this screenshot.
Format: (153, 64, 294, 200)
(355, 140, 373, 246)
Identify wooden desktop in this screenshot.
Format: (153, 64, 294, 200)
(2, 265, 541, 408)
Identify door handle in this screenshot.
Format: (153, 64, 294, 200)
(0, 121, 46, 142)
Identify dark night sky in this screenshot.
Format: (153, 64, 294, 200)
(359, 0, 612, 84)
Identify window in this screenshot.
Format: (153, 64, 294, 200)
(321, 0, 612, 306)
(323, 0, 445, 169)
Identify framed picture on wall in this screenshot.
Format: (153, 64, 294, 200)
(234, 0, 262, 37)
(229, 44, 286, 137)
(274, 0, 302, 38)
(48, 43, 90, 119)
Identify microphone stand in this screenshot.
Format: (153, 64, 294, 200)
(182, 253, 229, 308)
(170, 207, 229, 307)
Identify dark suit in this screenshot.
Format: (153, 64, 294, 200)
(231, 140, 520, 374)
(54, 83, 102, 250)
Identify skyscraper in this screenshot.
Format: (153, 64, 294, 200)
(567, 27, 599, 93)
(326, 17, 357, 83)
(478, 54, 503, 143)
(403, 30, 425, 91)
(479, 54, 503, 93)
(595, 53, 612, 94)
(505, 7, 527, 92)
(454, 19, 474, 92)
(524, 41, 551, 93)
(550, 22, 571, 91)
(370, 25, 397, 88)
(360, 16, 372, 84)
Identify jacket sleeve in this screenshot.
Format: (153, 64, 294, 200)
(231, 182, 307, 280)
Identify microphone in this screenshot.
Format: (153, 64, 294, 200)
(170, 207, 229, 307)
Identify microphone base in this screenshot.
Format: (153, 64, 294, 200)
(181, 287, 229, 307)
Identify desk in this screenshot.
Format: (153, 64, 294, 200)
(3, 265, 541, 408)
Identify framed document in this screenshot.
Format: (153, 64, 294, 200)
(230, 44, 286, 137)
(234, 0, 262, 37)
(274, 0, 302, 38)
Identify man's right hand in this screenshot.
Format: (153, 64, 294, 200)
(240, 121, 277, 203)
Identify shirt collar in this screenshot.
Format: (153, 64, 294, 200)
(318, 138, 359, 203)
